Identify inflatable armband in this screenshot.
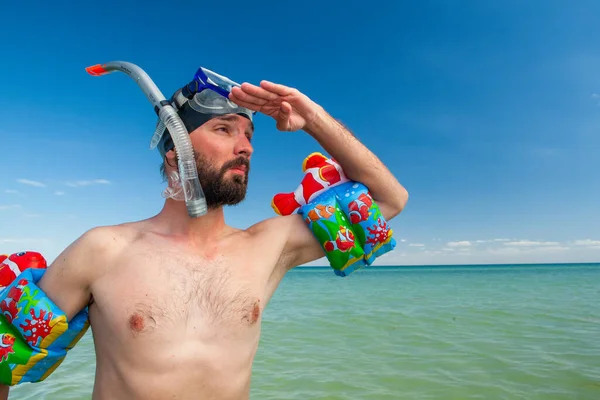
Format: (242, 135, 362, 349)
(272, 152, 396, 276)
(0, 251, 47, 290)
(0, 251, 90, 386)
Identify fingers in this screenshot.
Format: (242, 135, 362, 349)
(228, 95, 260, 112)
(260, 80, 295, 96)
(279, 101, 292, 115)
(238, 82, 280, 102)
(229, 80, 298, 129)
(275, 102, 292, 131)
(229, 87, 268, 109)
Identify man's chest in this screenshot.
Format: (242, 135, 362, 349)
(90, 253, 268, 341)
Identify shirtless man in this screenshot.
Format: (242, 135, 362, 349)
(1, 76, 408, 399)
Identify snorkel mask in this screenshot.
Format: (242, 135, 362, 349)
(153, 67, 255, 159)
(85, 61, 253, 218)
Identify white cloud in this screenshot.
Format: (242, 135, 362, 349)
(4, 189, 19, 194)
(64, 179, 111, 187)
(0, 204, 21, 211)
(545, 246, 570, 252)
(488, 245, 569, 256)
(16, 179, 46, 188)
(24, 213, 42, 218)
(447, 241, 472, 247)
(473, 239, 511, 243)
(504, 240, 560, 247)
(409, 243, 425, 247)
(422, 250, 442, 255)
(573, 239, 600, 246)
(54, 191, 65, 196)
(0, 238, 50, 245)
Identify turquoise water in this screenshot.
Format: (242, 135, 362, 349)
(10, 264, 600, 399)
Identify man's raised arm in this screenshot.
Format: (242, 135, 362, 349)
(305, 113, 409, 220)
(283, 111, 408, 267)
(230, 81, 408, 269)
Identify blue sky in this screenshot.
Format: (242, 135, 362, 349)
(1, 1, 599, 265)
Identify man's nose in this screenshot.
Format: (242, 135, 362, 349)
(235, 133, 253, 158)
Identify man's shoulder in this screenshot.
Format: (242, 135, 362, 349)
(44, 223, 143, 283)
(69, 223, 143, 260)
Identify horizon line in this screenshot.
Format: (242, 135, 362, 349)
(298, 261, 600, 269)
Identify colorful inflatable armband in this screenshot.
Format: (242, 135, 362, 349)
(0, 251, 90, 386)
(272, 152, 396, 276)
(0, 251, 47, 290)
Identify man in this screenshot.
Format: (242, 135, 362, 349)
(1, 76, 408, 399)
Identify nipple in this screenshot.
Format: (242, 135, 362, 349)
(129, 313, 145, 333)
(249, 300, 261, 324)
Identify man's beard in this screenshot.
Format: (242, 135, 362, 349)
(196, 155, 250, 209)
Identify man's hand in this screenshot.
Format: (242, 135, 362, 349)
(229, 81, 323, 132)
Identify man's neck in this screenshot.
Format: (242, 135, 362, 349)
(153, 198, 229, 243)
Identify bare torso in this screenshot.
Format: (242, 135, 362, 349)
(86, 220, 289, 399)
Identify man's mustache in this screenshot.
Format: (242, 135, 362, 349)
(221, 157, 250, 174)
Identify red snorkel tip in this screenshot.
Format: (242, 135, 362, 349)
(86, 64, 109, 76)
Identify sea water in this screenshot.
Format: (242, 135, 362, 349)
(10, 264, 600, 399)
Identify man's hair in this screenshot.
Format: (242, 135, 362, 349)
(159, 160, 167, 182)
(159, 154, 179, 183)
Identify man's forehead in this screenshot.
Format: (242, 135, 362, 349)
(212, 114, 254, 132)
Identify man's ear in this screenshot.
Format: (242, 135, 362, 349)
(165, 149, 178, 168)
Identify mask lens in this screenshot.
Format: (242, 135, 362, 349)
(188, 89, 255, 118)
(189, 90, 235, 112)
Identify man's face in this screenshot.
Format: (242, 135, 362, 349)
(188, 114, 254, 208)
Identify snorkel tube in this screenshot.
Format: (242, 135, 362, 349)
(85, 61, 208, 218)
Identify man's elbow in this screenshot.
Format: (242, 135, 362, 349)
(398, 187, 409, 210)
(379, 187, 409, 221)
